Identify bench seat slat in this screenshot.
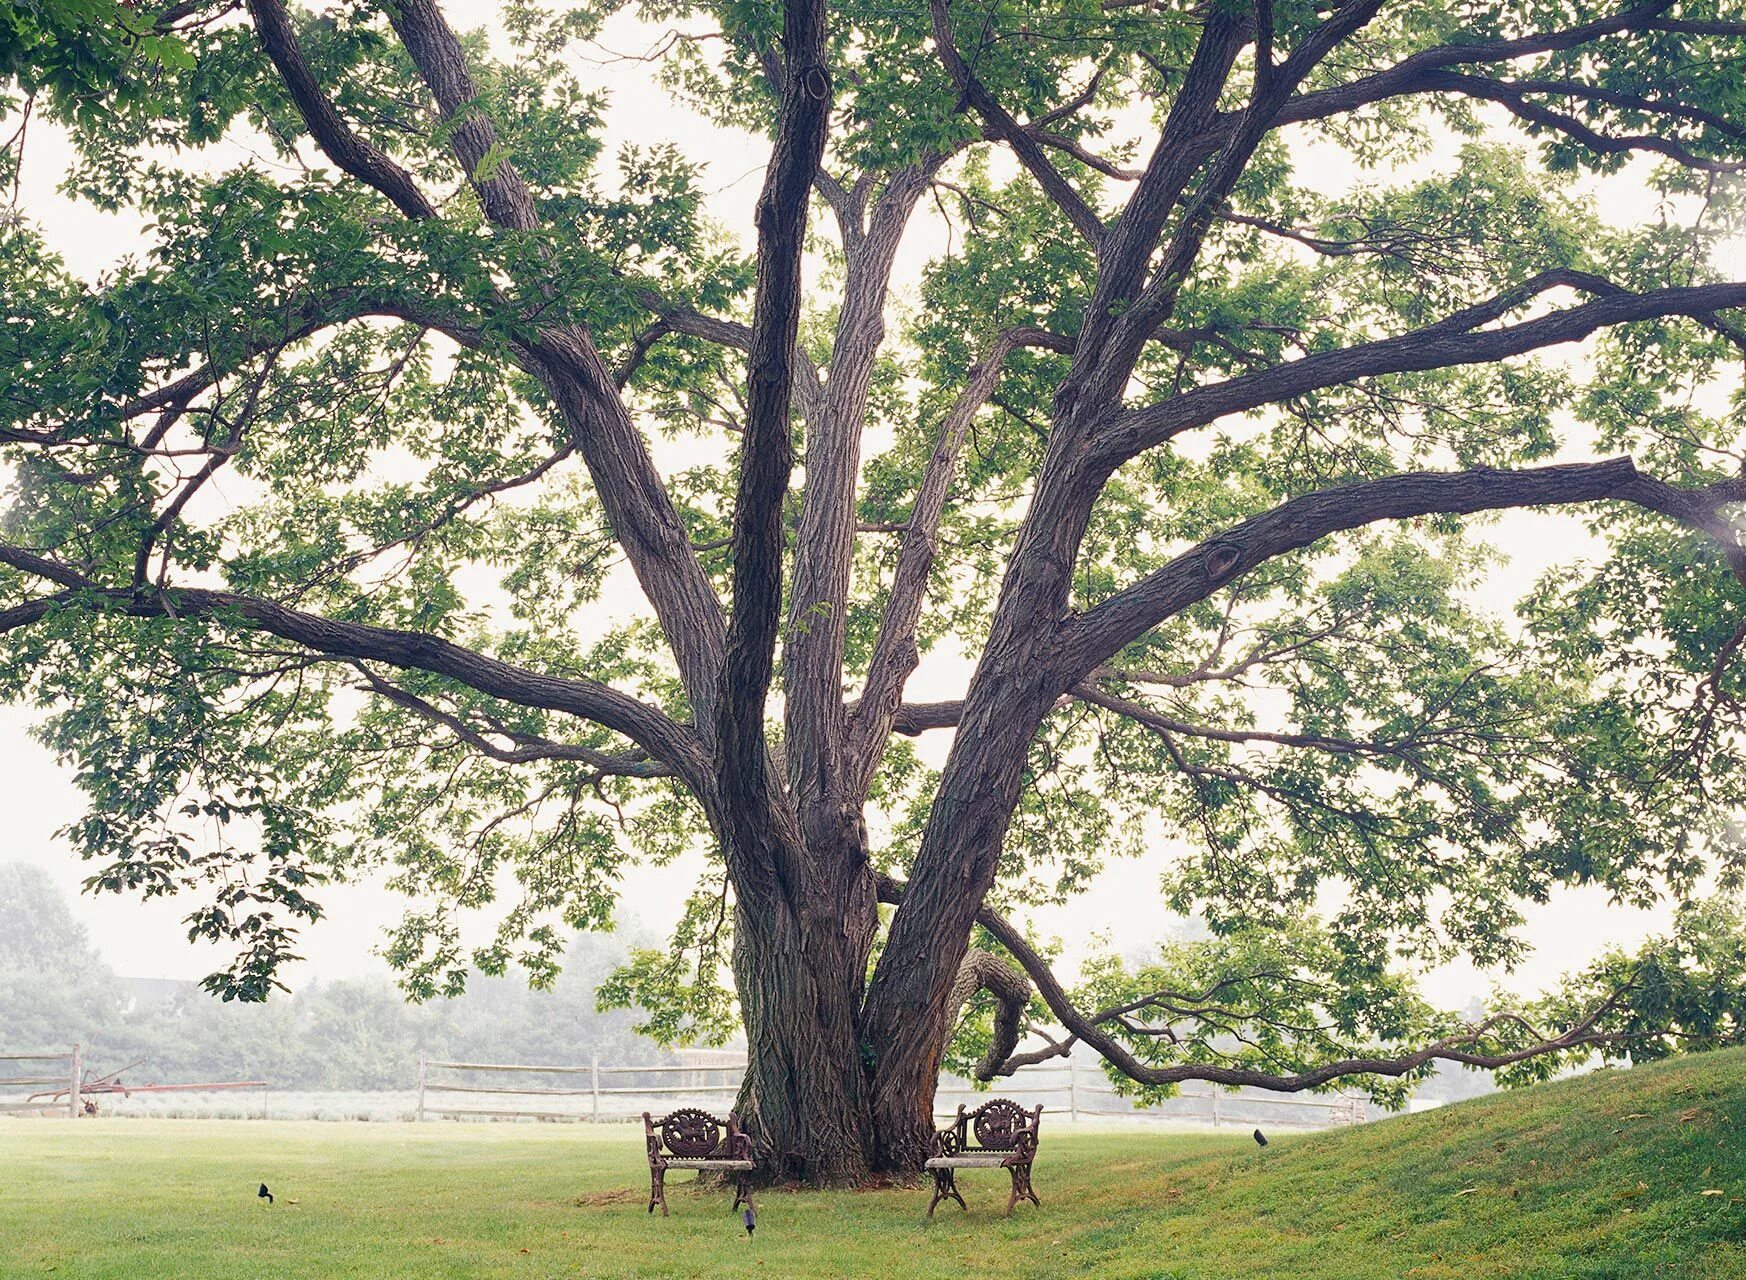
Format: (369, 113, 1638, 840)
(660, 1158, 756, 1170)
(925, 1155, 1010, 1169)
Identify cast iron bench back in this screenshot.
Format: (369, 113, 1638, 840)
(642, 1107, 754, 1217)
(925, 1098, 1043, 1217)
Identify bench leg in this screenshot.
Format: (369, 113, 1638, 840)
(732, 1174, 754, 1214)
(926, 1168, 967, 1218)
(649, 1165, 668, 1217)
(1004, 1161, 1039, 1218)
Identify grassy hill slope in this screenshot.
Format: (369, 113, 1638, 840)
(2, 1047, 1742, 1279)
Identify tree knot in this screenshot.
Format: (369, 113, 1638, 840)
(798, 64, 831, 102)
(1202, 538, 1244, 583)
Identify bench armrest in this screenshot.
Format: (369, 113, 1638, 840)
(723, 1111, 753, 1162)
(930, 1103, 970, 1158)
(1001, 1105, 1043, 1164)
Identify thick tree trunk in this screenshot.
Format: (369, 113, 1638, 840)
(728, 842, 897, 1184)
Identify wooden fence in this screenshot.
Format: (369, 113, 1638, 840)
(0, 1046, 81, 1118)
(416, 1054, 1365, 1129)
(417, 1056, 746, 1122)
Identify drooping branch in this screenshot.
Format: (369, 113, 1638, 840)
(948, 949, 1033, 1081)
(0, 542, 711, 794)
(131, 337, 286, 589)
(1258, 4, 1746, 176)
(877, 873, 1635, 1092)
(1072, 682, 1442, 762)
(347, 664, 675, 776)
(19, 292, 480, 455)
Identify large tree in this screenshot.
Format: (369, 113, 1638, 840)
(3, 0, 1746, 1180)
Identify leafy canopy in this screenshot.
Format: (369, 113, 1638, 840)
(1, 0, 1744, 1087)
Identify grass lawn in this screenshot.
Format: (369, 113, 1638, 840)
(3, 1047, 1743, 1279)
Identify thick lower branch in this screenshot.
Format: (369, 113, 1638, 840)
(875, 874, 1630, 1094)
(0, 544, 709, 793)
(947, 950, 1032, 1081)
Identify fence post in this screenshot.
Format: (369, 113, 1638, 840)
(590, 1055, 600, 1123)
(416, 1052, 427, 1123)
(1209, 1090, 1219, 1128)
(262, 1085, 269, 1121)
(68, 1044, 81, 1119)
(1067, 1058, 1078, 1122)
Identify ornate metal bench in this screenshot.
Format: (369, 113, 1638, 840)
(924, 1098, 1042, 1218)
(642, 1107, 755, 1217)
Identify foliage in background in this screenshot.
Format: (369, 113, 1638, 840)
(0, 863, 667, 1088)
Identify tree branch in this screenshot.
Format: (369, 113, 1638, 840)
(714, 0, 831, 897)
(0, 542, 710, 794)
(786, 166, 936, 833)
(1071, 681, 1429, 761)
(1057, 457, 1746, 682)
(245, 0, 437, 220)
(1113, 0, 1388, 358)
(947, 948, 1033, 1081)
(348, 663, 675, 775)
(928, 0, 1105, 245)
(380, 0, 729, 715)
(632, 288, 825, 417)
(1101, 280, 1746, 464)
(1265, 0, 1746, 177)
(1421, 71, 1743, 173)
(1065, 12, 1246, 377)
(850, 323, 1073, 789)
(877, 873, 1631, 1092)
(386, 0, 539, 230)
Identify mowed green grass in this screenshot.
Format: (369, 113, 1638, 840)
(3, 1048, 1743, 1280)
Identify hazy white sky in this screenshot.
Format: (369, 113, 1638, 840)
(0, 4, 1718, 1010)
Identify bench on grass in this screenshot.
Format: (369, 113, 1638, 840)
(642, 1108, 755, 1217)
(924, 1098, 1043, 1218)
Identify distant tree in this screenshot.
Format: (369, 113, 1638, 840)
(0, 865, 666, 1085)
(0, 863, 88, 968)
(4, 1, 1746, 1180)
(0, 863, 122, 1051)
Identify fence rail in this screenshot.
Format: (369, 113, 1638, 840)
(0, 1045, 80, 1117)
(415, 1054, 1366, 1129)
